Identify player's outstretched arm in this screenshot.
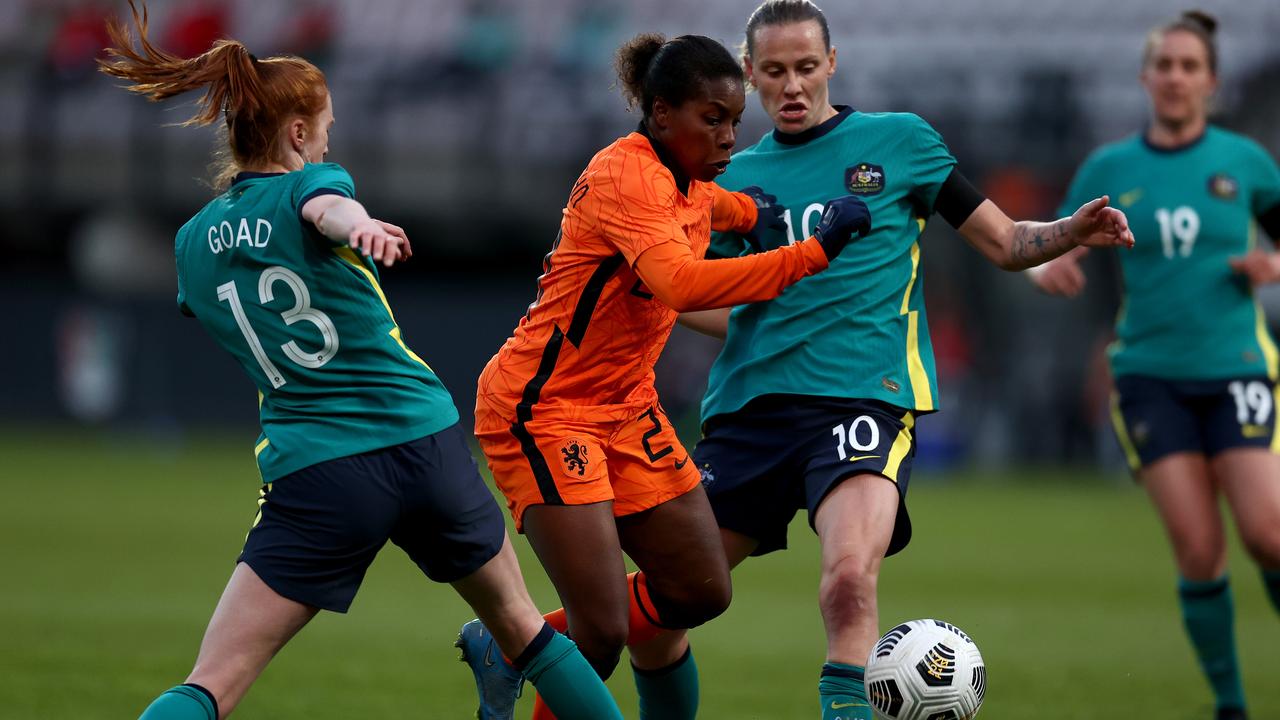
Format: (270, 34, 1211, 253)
(677, 308, 730, 339)
(302, 195, 412, 267)
(958, 196, 1134, 271)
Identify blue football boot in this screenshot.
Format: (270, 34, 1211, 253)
(456, 618, 524, 720)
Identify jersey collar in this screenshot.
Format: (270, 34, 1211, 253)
(772, 105, 854, 146)
(1141, 125, 1208, 154)
(231, 171, 286, 185)
(637, 121, 691, 197)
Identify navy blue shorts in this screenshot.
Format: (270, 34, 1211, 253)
(238, 423, 506, 612)
(694, 394, 918, 557)
(1112, 374, 1278, 473)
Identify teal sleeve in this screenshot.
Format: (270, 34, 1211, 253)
(1057, 155, 1100, 218)
(292, 162, 356, 214)
(1250, 145, 1280, 217)
(706, 230, 748, 259)
(174, 231, 192, 316)
(176, 272, 192, 316)
(906, 115, 957, 214)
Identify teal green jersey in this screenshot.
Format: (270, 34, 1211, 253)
(175, 163, 459, 481)
(1059, 127, 1280, 381)
(703, 108, 956, 422)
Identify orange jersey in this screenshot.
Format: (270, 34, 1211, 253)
(478, 130, 828, 421)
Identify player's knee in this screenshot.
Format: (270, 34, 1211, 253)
(819, 554, 878, 625)
(653, 575, 732, 629)
(1172, 538, 1225, 580)
(574, 635, 625, 680)
(1240, 525, 1280, 568)
(568, 614, 628, 679)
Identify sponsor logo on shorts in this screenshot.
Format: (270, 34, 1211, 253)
(1242, 423, 1270, 439)
(674, 456, 689, 470)
(560, 438, 589, 476)
(1131, 421, 1150, 448)
(699, 463, 716, 488)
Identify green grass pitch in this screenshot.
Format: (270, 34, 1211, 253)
(2, 429, 1276, 719)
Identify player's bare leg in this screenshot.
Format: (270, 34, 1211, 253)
(814, 473, 897, 663)
(1215, 447, 1280, 629)
(450, 534, 548, 655)
(1142, 452, 1227, 580)
(1214, 448, 1280, 569)
(628, 526, 758, 670)
(1142, 451, 1245, 717)
(523, 501, 632, 677)
(811, 473, 897, 720)
(452, 532, 623, 720)
(605, 484, 732, 720)
(177, 562, 318, 718)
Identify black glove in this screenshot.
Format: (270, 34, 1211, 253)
(739, 186, 790, 253)
(813, 195, 872, 260)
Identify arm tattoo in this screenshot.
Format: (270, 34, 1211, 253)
(1010, 218, 1074, 270)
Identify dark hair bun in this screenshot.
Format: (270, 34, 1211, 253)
(615, 33, 666, 110)
(1181, 9, 1218, 36)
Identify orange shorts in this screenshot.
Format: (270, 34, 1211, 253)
(474, 401, 701, 531)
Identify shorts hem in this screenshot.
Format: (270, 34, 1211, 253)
(236, 557, 351, 614)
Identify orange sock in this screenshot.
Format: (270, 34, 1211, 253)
(531, 572, 667, 719)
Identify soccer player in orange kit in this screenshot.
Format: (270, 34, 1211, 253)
(457, 32, 872, 720)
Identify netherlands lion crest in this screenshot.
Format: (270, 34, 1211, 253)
(560, 438, 589, 476)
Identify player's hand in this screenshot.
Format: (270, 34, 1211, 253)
(1028, 247, 1090, 297)
(1228, 248, 1280, 287)
(813, 195, 872, 260)
(1069, 196, 1135, 250)
(374, 219, 412, 260)
(739, 185, 789, 253)
(349, 218, 409, 267)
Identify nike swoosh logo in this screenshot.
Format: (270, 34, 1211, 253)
(1118, 188, 1143, 207)
(831, 701, 868, 709)
(482, 639, 497, 667)
(847, 455, 881, 462)
(674, 456, 689, 470)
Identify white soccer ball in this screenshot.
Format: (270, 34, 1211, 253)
(865, 619, 986, 720)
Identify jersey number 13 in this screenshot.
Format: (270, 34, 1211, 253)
(216, 266, 339, 388)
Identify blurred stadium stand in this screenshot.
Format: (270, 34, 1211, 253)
(2, 0, 1278, 469)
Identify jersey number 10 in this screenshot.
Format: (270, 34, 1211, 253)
(216, 266, 339, 389)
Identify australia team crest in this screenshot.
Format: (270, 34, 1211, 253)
(1207, 173, 1238, 201)
(845, 163, 885, 195)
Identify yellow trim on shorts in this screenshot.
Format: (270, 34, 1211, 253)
(900, 240, 934, 411)
(881, 411, 916, 482)
(1271, 384, 1280, 454)
(1109, 392, 1141, 472)
(254, 436, 271, 457)
(334, 246, 433, 371)
(1253, 300, 1278, 381)
(249, 482, 272, 535)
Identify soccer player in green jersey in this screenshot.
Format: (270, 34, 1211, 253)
(628, 2, 1136, 719)
(98, 3, 623, 719)
(1032, 12, 1280, 720)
